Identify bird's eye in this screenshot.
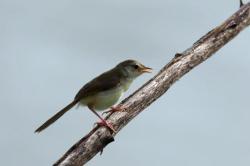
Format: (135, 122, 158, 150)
(133, 64, 139, 69)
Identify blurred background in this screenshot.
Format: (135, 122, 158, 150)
(0, 0, 250, 165)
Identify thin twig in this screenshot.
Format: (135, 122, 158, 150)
(54, 3, 250, 166)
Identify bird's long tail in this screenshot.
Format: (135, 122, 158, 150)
(35, 100, 78, 133)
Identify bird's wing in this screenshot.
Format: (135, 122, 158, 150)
(74, 68, 122, 100)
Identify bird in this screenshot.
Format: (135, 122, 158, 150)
(35, 59, 152, 133)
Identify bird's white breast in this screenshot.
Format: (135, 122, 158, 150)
(79, 78, 133, 111)
(79, 86, 124, 111)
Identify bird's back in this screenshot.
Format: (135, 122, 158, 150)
(74, 68, 123, 101)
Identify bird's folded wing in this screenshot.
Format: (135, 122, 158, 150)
(74, 68, 122, 100)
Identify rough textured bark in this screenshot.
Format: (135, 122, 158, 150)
(54, 3, 250, 166)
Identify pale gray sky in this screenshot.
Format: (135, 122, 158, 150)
(0, 0, 250, 166)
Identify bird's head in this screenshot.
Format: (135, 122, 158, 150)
(116, 59, 152, 79)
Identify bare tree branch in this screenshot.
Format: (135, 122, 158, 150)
(54, 3, 250, 166)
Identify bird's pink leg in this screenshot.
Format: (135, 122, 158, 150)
(88, 105, 116, 133)
(95, 121, 116, 133)
(102, 105, 124, 115)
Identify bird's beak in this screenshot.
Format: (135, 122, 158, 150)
(140, 66, 153, 73)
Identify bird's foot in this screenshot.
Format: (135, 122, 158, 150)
(102, 105, 124, 115)
(95, 120, 117, 133)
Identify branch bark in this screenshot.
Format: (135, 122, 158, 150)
(54, 3, 250, 166)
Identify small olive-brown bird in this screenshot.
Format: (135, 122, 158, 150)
(35, 60, 152, 133)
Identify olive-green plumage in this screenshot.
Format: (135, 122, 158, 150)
(35, 60, 152, 133)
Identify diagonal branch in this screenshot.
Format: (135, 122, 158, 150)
(54, 3, 250, 166)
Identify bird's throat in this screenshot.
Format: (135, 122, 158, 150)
(121, 78, 133, 92)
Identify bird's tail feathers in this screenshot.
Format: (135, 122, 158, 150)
(35, 100, 78, 133)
